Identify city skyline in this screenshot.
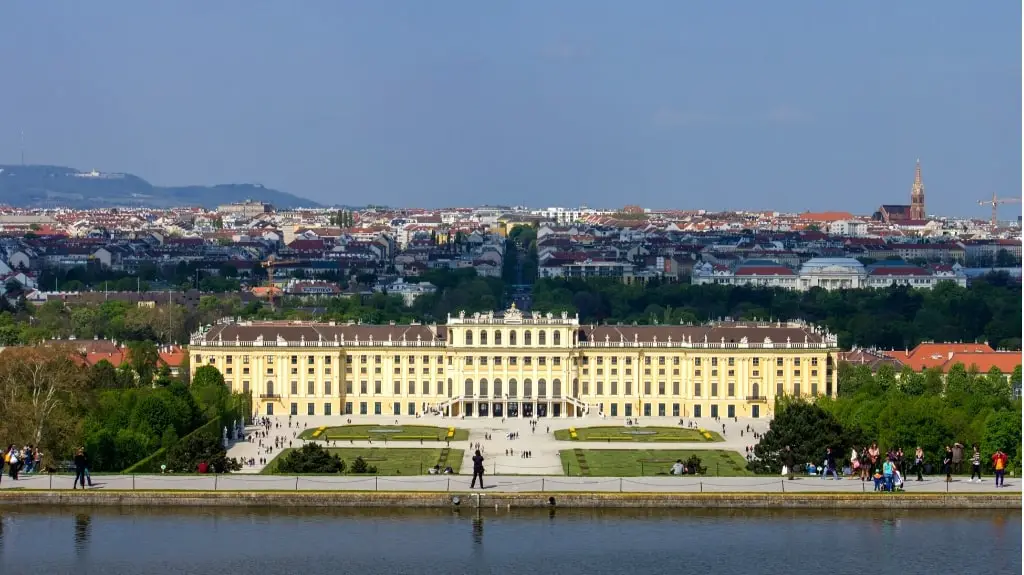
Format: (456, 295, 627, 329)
(0, 1, 1019, 217)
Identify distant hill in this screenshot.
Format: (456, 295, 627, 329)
(0, 165, 322, 209)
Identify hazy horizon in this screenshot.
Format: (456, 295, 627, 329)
(0, 1, 1020, 217)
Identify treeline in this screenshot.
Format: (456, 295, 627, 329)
(37, 261, 242, 294)
(4, 269, 1021, 350)
(531, 273, 1022, 350)
(0, 345, 248, 472)
(750, 362, 1022, 475)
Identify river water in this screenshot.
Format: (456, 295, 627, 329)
(0, 507, 1018, 574)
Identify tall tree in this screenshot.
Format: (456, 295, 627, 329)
(0, 345, 87, 446)
(127, 340, 160, 386)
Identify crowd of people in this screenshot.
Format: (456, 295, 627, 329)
(1, 445, 43, 480)
(779, 442, 1012, 490)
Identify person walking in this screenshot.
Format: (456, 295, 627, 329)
(82, 448, 94, 487)
(470, 450, 485, 489)
(969, 445, 982, 483)
(991, 449, 1008, 488)
(942, 446, 953, 483)
(784, 446, 795, 480)
(73, 448, 88, 489)
(914, 446, 925, 481)
(952, 443, 964, 475)
(822, 447, 839, 480)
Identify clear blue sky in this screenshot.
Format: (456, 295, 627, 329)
(0, 1, 1019, 216)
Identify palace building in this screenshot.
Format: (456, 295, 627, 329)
(188, 305, 839, 420)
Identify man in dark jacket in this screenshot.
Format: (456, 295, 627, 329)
(784, 446, 795, 480)
(73, 448, 88, 489)
(822, 447, 839, 480)
(470, 450, 485, 489)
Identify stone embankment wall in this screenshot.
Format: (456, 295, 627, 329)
(0, 491, 1018, 509)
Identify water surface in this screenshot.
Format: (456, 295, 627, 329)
(0, 507, 1019, 574)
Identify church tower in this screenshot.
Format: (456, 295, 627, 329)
(909, 159, 926, 220)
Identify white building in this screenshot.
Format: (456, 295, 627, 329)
(797, 258, 867, 290)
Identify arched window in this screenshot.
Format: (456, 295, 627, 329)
(524, 330, 532, 345)
(493, 378, 503, 397)
(524, 378, 533, 398)
(447, 378, 453, 397)
(480, 330, 488, 345)
(509, 331, 517, 346)
(465, 330, 473, 345)
(572, 378, 579, 397)
(752, 382, 760, 399)
(448, 330, 453, 344)
(494, 331, 502, 345)
(539, 331, 547, 345)
(479, 378, 489, 397)
(554, 331, 561, 346)
(465, 378, 474, 396)
(553, 379, 562, 397)
(508, 378, 518, 397)
(538, 378, 547, 398)
(266, 381, 275, 396)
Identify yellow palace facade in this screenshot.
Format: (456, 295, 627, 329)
(189, 305, 839, 420)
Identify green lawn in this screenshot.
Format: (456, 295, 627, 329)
(559, 449, 751, 477)
(299, 424, 469, 442)
(263, 447, 463, 475)
(553, 426, 723, 442)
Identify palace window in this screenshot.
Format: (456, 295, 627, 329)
(509, 331, 517, 345)
(495, 331, 502, 345)
(465, 330, 474, 345)
(480, 331, 488, 345)
(538, 331, 547, 345)
(553, 331, 561, 345)
(524, 331, 532, 345)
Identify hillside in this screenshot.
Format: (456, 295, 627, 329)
(0, 165, 322, 209)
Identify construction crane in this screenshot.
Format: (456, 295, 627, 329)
(260, 257, 302, 301)
(978, 193, 1022, 226)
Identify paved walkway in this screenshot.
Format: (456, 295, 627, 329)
(0, 474, 1016, 493)
(227, 414, 771, 475)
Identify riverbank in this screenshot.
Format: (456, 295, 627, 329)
(0, 490, 1018, 509)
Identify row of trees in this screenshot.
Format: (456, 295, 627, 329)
(2, 269, 1020, 351)
(530, 273, 1021, 350)
(750, 366, 1022, 475)
(0, 343, 247, 472)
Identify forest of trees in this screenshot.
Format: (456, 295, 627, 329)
(0, 345, 247, 472)
(1, 269, 1020, 352)
(530, 273, 1021, 350)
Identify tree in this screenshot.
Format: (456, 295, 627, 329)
(191, 365, 229, 419)
(981, 411, 1021, 471)
(127, 340, 160, 386)
(154, 364, 176, 387)
(166, 428, 240, 473)
(0, 345, 87, 447)
(748, 398, 857, 474)
(945, 363, 972, 395)
(276, 444, 345, 473)
(995, 248, 1017, 267)
(349, 456, 378, 474)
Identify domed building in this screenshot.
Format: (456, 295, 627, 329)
(796, 258, 867, 290)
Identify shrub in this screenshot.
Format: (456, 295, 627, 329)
(277, 444, 345, 474)
(349, 456, 378, 474)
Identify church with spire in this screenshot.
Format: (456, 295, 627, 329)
(909, 159, 926, 219)
(873, 160, 928, 224)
